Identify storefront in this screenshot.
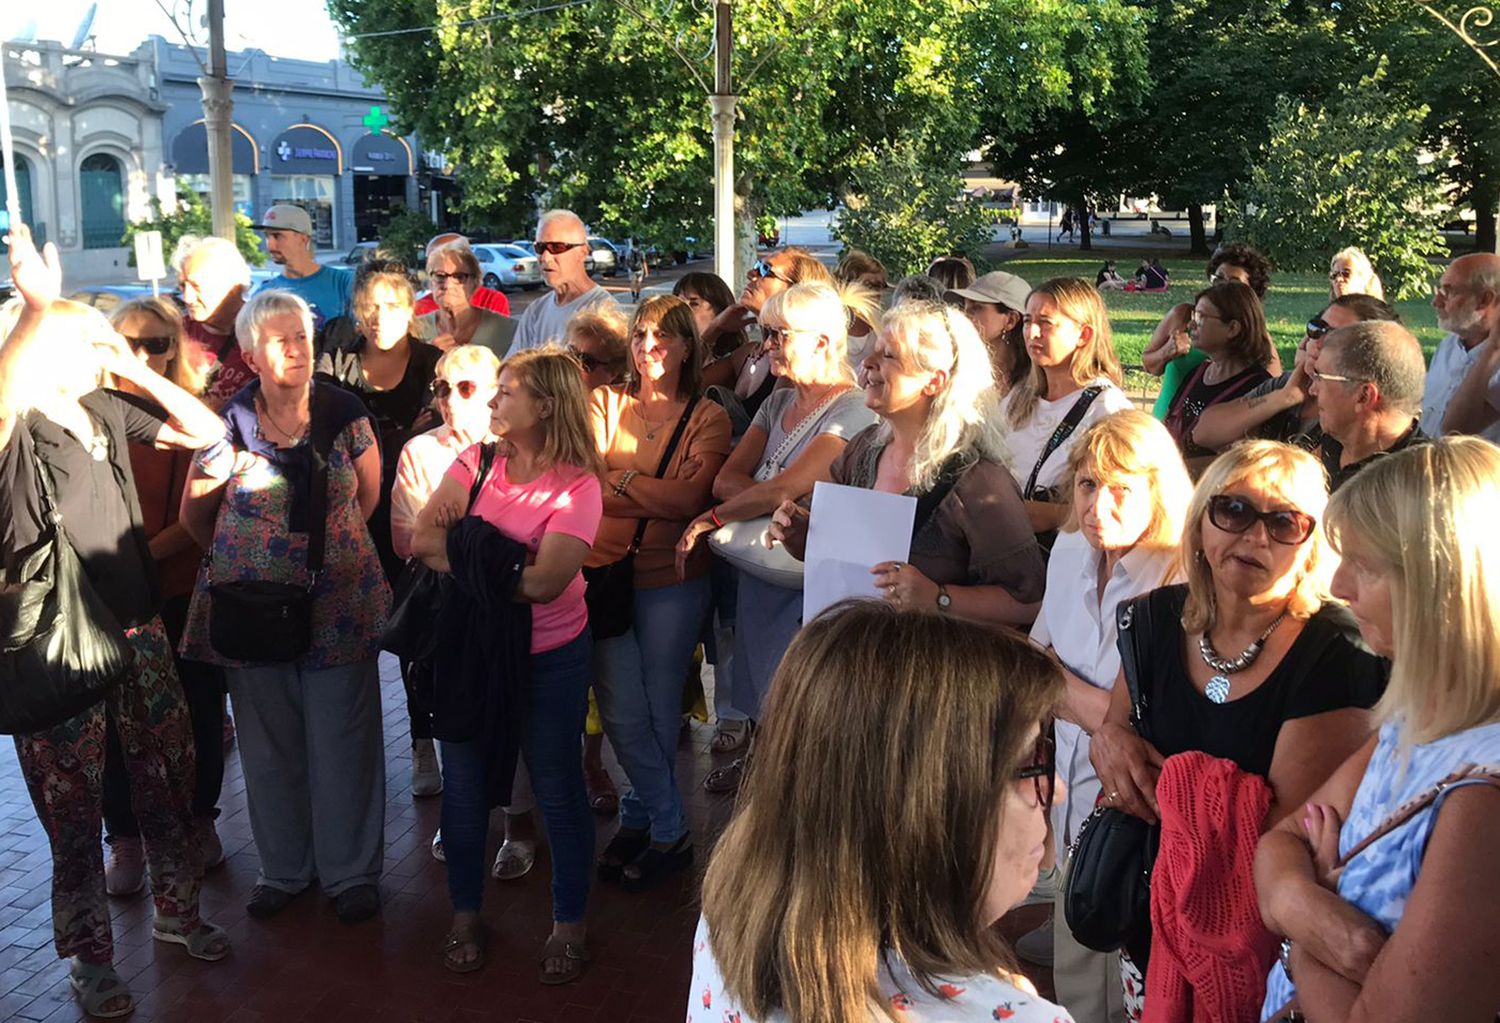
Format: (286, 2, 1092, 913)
(170, 120, 258, 217)
(350, 131, 414, 242)
(268, 124, 343, 249)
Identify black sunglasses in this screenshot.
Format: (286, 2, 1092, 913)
(125, 335, 174, 356)
(1015, 732, 1056, 811)
(566, 344, 621, 374)
(749, 258, 791, 285)
(431, 378, 481, 400)
(1306, 317, 1333, 340)
(1207, 494, 1316, 546)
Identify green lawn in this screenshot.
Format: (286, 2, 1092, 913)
(996, 251, 1444, 371)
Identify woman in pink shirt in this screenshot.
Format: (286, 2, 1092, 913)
(411, 350, 604, 984)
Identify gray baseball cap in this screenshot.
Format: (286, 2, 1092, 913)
(947, 271, 1031, 313)
(252, 203, 314, 236)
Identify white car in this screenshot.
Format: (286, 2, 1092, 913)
(472, 244, 543, 290)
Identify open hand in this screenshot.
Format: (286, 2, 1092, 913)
(5, 223, 62, 311)
(1089, 722, 1165, 823)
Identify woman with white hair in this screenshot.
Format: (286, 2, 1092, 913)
(179, 289, 393, 927)
(770, 301, 1046, 625)
(0, 226, 230, 1018)
(1328, 247, 1385, 302)
(417, 241, 518, 356)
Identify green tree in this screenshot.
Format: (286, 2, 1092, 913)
(1230, 66, 1450, 299)
(376, 206, 441, 267)
(123, 189, 265, 268)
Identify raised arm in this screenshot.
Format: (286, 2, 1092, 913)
(1141, 304, 1194, 376)
(0, 225, 62, 453)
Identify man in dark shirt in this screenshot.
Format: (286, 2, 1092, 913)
(1311, 321, 1429, 491)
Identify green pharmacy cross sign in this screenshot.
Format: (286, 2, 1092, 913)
(363, 106, 390, 133)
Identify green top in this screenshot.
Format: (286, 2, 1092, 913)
(1152, 349, 1209, 420)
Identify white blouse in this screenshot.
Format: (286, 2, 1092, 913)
(1001, 380, 1133, 494)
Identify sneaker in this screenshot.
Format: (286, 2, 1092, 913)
(104, 837, 145, 897)
(1022, 864, 1060, 907)
(411, 739, 442, 797)
(194, 818, 225, 871)
(334, 884, 381, 925)
(430, 827, 445, 863)
(1015, 919, 1054, 967)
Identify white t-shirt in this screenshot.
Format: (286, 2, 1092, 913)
(1419, 332, 1500, 441)
(1029, 531, 1177, 847)
(511, 284, 618, 352)
(1002, 380, 1133, 495)
(688, 917, 1075, 1023)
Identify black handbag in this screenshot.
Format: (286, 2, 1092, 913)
(0, 437, 133, 735)
(1063, 593, 1161, 968)
(583, 397, 699, 641)
(380, 442, 497, 660)
(207, 387, 338, 663)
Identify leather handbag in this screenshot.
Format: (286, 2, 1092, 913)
(1063, 594, 1161, 967)
(584, 397, 699, 640)
(380, 442, 496, 661)
(0, 436, 132, 735)
(208, 386, 338, 663)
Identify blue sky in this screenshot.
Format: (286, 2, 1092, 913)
(7, 1, 344, 62)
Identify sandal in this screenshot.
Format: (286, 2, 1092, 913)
(69, 958, 134, 1019)
(491, 839, 536, 881)
(710, 719, 749, 754)
(441, 920, 486, 974)
(597, 826, 650, 883)
(538, 935, 590, 985)
(703, 756, 746, 795)
(585, 766, 619, 816)
(152, 917, 231, 962)
(621, 832, 693, 893)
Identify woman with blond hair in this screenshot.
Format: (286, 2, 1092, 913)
(691, 600, 1073, 1023)
(1255, 438, 1500, 1022)
(412, 349, 605, 981)
(1023, 410, 1193, 1012)
(770, 302, 1045, 626)
(1328, 246, 1385, 302)
(1007, 277, 1133, 536)
(676, 282, 876, 794)
(1089, 440, 1385, 1016)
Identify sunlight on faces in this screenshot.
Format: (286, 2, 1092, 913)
(1433, 264, 1484, 335)
(246, 311, 313, 388)
(740, 253, 791, 311)
(1074, 463, 1155, 553)
(630, 321, 687, 388)
(439, 372, 499, 438)
(262, 228, 310, 267)
(426, 251, 476, 309)
(488, 367, 551, 440)
(113, 308, 177, 376)
(1201, 475, 1322, 605)
(859, 320, 944, 418)
(1329, 531, 1395, 658)
(1022, 293, 1090, 369)
(180, 249, 246, 323)
(363, 280, 414, 350)
(535, 217, 588, 287)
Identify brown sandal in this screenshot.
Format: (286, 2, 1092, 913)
(442, 921, 486, 974)
(538, 936, 590, 985)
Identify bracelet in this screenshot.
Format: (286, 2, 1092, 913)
(710, 506, 725, 528)
(614, 470, 637, 496)
(1279, 938, 1295, 982)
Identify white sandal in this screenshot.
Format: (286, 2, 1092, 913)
(491, 839, 536, 880)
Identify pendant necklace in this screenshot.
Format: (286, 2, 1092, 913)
(1198, 612, 1286, 704)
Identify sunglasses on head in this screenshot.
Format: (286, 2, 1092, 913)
(1207, 494, 1316, 546)
(749, 258, 791, 285)
(1015, 731, 1056, 811)
(566, 344, 619, 374)
(125, 335, 174, 357)
(1306, 317, 1333, 340)
(535, 241, 586, 256)
(431, 379, 481, 401)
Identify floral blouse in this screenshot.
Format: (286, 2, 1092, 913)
(180, 392, 391, 669)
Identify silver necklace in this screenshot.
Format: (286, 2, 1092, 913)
(1198, 612, 1286, 704)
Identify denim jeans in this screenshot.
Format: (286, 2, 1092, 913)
(440, 630, 594, 921)
(593, 575, 710, 843)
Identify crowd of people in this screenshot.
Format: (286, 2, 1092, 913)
(1, 206, 1498, 1023)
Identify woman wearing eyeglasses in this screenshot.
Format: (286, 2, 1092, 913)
(692, 600, 1072, 1023)
(1089, 441, 1384, 1019)
(417, 241, 519, 357)
(1327, 246, 1385, 301)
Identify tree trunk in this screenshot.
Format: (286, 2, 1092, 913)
(1079, 196, 1093, 251)
(1475, 185, 1497, 254)
(1188, 204, 1209, 256)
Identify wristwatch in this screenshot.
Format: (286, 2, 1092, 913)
(935, 585, 952, 612)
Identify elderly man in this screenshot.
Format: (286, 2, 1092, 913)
(511, 210, 618, 352)
(413, 233, 510, 317)
(251, 204, 354, 329)
(1420, 253, 1500, 438)
(1311, 320, 1428, 492)
(176, 236, 258, 409)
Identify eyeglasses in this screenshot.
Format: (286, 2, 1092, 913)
(1191, 310, 1227, 326)
(748, 258, 792, 285)
(1329, 268, 1353, 282)
(535, 241, 586, 256)
(1433, 280, 1464, 300)
(1309, 367, 1364, 385)
(124, 335, 174, 356)
(566, 344, 620, 374)
(431, 378, 482, 400)
(1015, 732, 1056, 811)
(1305, 317, 1333, 340)
(1207, 494, 1316, 546)
(761, 325, 817, 348)
(429, 271, 473, 285)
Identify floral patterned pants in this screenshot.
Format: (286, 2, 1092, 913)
(13, 616, 200, 964)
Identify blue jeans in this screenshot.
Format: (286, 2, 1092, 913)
(593, 575, 710, 843)
(439, 630, 594, 921)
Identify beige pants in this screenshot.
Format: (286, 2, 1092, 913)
(1052, 886, 1127, 1023)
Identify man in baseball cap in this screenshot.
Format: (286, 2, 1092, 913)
(948, 270, 1032, 389)
(252, 203, 354, 329)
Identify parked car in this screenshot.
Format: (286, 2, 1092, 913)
(335, 241, 380, 266)
(587, 237, 619, 277)
(472, 244, 543, 291)
(68, 285, 163, 316)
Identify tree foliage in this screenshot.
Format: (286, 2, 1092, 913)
(376, 207, 441, 267)
(1231, 65, 1450, 299)
(123, 189, 265, 269)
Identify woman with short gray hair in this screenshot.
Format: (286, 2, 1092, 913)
(179, 289, 393, 925)
(417, 241, 518, 356)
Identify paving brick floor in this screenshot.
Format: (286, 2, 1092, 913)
(0, 655, 1052, 1023)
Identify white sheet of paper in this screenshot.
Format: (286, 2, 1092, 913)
(802, 481, 917, 624)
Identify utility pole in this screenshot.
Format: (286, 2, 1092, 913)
(709, 0, 737, 288)
(199, 0, 236, 241)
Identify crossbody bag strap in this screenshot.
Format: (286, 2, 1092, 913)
(304, 384, 340, 580)
(753, 388, 844, 484)
(626, 395, 700, 555)
(1115, 593, 1158, 743)
(1336, 762, 1500, 869)
(1024, 385, 1105, 500)
(910, 453, 968, 539)
(465, 441, 498, 512)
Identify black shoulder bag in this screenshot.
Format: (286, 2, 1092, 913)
(1063, 593, 1161, 970)
(380, 442, 497, 661)
(1024, 385, 1104, 554)
(0, 429, 132, 735)
(207, 387, 340, 663)
(584, 396, 700, 640)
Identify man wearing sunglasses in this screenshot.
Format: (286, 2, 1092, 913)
(1431, 253, 1500, 439)
(1309, 321, 1428, 492)
(511, 209, 619, 353)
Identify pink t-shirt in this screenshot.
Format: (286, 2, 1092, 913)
(445, 447, 603, 654)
